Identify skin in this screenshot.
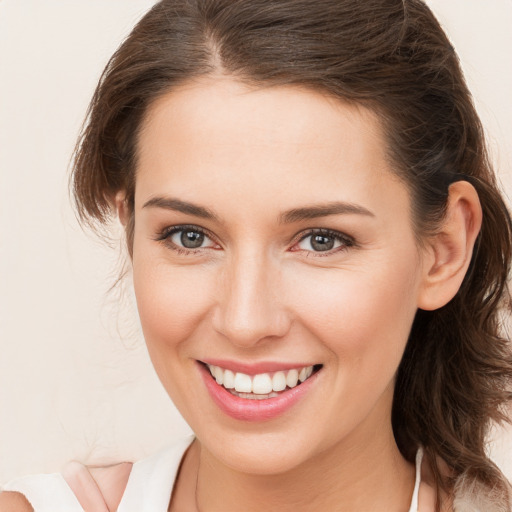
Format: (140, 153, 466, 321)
(122, 77, 480, 512)
(0, 78, 480, 512)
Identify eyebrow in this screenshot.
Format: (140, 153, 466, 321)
(142, 197, 219, 221)
(142, 196, 374, 223)
(279, 202, 375, 224)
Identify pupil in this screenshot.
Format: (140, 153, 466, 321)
(181, 231, 204, 249)
(311, 235, 334, 251)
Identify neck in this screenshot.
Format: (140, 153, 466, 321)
(194, 423, 415, 512)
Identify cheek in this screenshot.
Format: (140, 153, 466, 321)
(285, 258, 421, 437)
(132, 255, 215, 356)
(132, 253, 220, 415)
(287, 258, 420, 365)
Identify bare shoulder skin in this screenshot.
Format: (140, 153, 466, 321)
(0, 491, 34, 512)
(62, 461, 133, 512)
(0, 462, 131, 512)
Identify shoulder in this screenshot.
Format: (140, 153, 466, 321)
(0, 438, 194, 512)
(0, 491, 34, 512)
(62, 437, 194, 510)
(0, 462, 133, 512)
(62, 461, 133, 512)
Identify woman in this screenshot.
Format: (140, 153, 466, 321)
(2, 0, 511, 510)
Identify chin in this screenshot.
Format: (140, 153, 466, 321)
(199, 430, 317, 475)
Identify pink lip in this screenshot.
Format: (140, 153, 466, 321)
(201, 358, 314, 375)
(198, 362, 320, 422)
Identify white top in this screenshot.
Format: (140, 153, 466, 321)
(2, 439, 422, 512)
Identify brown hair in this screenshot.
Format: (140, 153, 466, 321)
(72, 0, 512, 507)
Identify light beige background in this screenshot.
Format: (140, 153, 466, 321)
(0, 0, 511, 483)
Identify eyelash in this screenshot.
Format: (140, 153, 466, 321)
(290, 228, 355, 256)
(155, 225, 355, 256)
(155, 224, 218, 255)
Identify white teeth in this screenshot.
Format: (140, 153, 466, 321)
(234, 372, 252, 393)
(214, 366, 224, 385)
(252, 373, 273, 394)
(272, 371, 287, 392)
(207, 364, 317, 396)
(286, 369, 299, 388)
(223, 369, 235, 389)
(298, 366, 313, 382)
(231, 391, 279, 400)
(299, 366, 313, 382)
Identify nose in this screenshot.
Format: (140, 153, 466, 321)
(211, 250, 291, 348)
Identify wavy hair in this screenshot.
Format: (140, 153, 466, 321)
(72, 0, 512, 508)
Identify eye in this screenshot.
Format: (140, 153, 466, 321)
(293, 229, 354, 254)
(171, 229, 207, 249)
(157, 225, 218, 252)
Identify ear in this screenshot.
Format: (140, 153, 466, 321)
(115, 190, 129, 227)
(417, 180, 482, 311)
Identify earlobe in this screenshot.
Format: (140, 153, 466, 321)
(417, 181, 483, 311)
(115, 190, 129, 227)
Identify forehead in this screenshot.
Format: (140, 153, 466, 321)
(134, 77, 406, 220)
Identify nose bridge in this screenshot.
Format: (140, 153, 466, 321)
(213, 245, 289, 346)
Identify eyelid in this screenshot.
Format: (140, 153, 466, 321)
(155, 224, 220, 251)
(154, 225, 354, 255)
(290, 228, 355, 254)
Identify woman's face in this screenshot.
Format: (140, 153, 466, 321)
(131, 78, 428, 474)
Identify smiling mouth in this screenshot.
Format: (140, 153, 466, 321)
(203, 363, 323, 400)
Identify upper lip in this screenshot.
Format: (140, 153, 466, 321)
(199, 358, 319, 375)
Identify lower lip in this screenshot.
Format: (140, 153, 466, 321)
(198, 363, 320, 422)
